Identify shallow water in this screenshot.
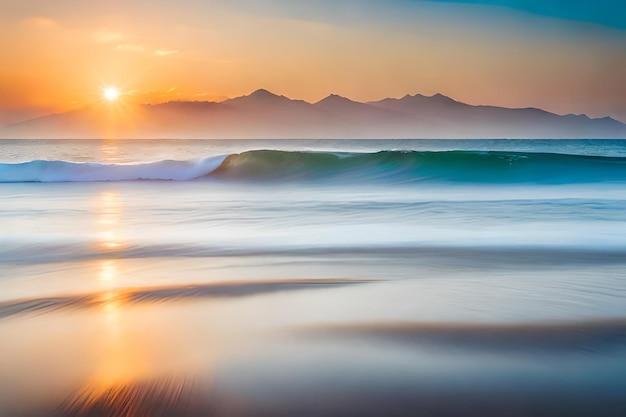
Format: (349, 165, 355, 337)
(1, 139, 626, 416)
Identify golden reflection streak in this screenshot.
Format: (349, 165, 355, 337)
(90, 189, 151, 394)
(100, 138, 121, 163)
(99, 260, 117, 283)
(96, 191, 125, 250)
(70, 187, 218, 413)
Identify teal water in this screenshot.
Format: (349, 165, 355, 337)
(1, 139, 626, 416)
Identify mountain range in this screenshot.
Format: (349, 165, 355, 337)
(2, 89, 625, 139)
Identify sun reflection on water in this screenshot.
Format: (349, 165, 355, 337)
(98, 260, 118, 283)
(100, 139, 121, 163)
(61, 186, 223, 415)
(90, 188, 147, 394)
(96, 190, 125, 251)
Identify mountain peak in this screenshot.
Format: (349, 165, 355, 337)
(224, 88, 292, 107)
(389, 92, 460, 107)
(404, 93, 454, 102)
(431, 93, 452, 100)
(249, 88, 279, 98)
(316, 94, 356, 105)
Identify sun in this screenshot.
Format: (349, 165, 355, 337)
(103, 87, 119, 101)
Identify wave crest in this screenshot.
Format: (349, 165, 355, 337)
(0, 155, 226, 182)
(2, 150, 626, 183)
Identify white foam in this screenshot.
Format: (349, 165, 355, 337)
(0, 155, 227, 182)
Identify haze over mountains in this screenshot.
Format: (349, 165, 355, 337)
(3, 89, 625, 139)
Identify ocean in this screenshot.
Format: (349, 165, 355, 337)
(1, 139, 626, 416)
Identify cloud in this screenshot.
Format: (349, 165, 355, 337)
(114, 45, 179, 57)
(126, 87, 182, 102)
(154, 49, 179, 56)
(194, 92, 230, 102)
(126, 87, 228, 103)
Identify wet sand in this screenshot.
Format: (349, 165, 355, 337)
(2, 275, 626, 417)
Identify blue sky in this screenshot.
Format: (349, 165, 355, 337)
(421, 0, 626, 29)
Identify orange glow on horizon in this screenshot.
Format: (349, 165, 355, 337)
(0, 1, 624, 124)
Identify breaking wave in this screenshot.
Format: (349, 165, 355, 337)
(0, 155, 227, 182)
(2, 150, 626, 184)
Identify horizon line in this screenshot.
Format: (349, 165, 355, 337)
(5, 88, 621, 128)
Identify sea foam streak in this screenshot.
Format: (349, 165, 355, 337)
(2, 150, 626, 183)
(0, 279, 370, 320)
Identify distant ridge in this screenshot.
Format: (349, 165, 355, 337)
(2, 89, 625, 139)
(223, 89, 294, 107)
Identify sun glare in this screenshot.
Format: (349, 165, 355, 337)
(104, 87, 119, 101)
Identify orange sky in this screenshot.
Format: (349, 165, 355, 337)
(1, 0, 625, 125)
